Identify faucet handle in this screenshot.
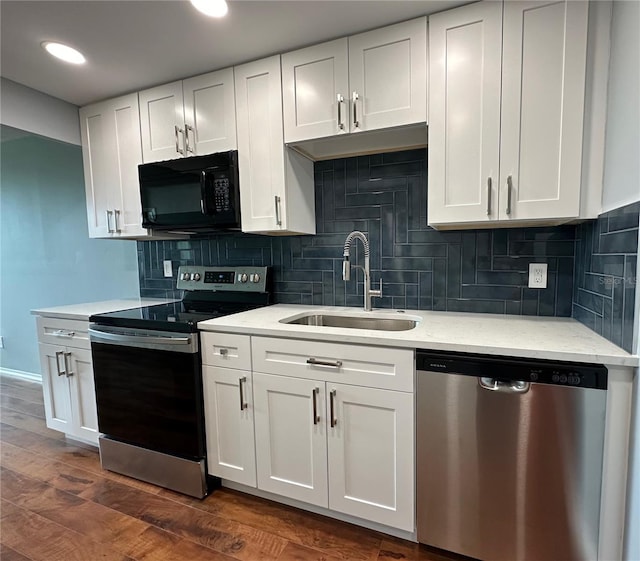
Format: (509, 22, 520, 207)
(370, 278, 383, 298)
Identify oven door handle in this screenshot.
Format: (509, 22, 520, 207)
(88, 327, 192, 346)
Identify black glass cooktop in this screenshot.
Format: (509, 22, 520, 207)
(90, 300, 264, 333)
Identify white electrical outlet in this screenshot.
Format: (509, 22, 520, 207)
(163, 260, 173, 278)
(528, 263, 548, 289)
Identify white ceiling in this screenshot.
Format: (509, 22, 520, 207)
(1, 0, 467, 107)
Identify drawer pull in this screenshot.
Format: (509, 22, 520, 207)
(330, 389, 337, 428)
(239, 376, 247, 411)
(219, 348, 228, 356)
(52, 330, 75, 338)
(312, 387, 320, 425)
(306, 357, 342, 368)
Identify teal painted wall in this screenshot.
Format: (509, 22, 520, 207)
(0, 126, 139, 374)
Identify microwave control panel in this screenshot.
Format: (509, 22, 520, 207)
(177, 266, 268, 293)
(213, 178, 231, 212)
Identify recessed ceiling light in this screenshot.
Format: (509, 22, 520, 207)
(190, 0, 228, 18)
(41, 42, 86, 64)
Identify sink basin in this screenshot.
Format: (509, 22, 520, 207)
(282, 313, 420, 331)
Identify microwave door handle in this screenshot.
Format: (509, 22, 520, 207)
(200, 171, 211, 215)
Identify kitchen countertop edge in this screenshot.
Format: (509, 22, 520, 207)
(198, 304, 639, 368)
(31, 298, 180, 321)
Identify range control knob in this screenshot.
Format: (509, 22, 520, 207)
(181, 272, 191, 281)
(239, 273, 248, 283)
(251, 273, 261, 283)
(192, 273, 201, 281)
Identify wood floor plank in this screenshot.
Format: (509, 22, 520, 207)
(0, 542, 35, 561)
(377, 539, 465, 561)
(0, 394, 45, 418)
(277, 542, 345, 561)
(0, 407, 65, 440)
(80, 478, 288, 561)
(0, 500, 135, 561)
(156, 487, 382, 561)
(0, 379, 45, 404)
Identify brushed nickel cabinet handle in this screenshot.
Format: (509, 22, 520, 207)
(114, 209, 122, 233)
(105, 210, 114, 233)
(337, 94, 345, 131)
(352, 91, 359, 128)
(487, 177, 492, 215)
(506, 175, 513, 216)
(239, 376, 247, 411)
(64, 352, 73, 377)
(307, 357, 342, 368)
(274, 195, 282, 226)
(312, 387, 320, 425)
(330, 389, 337, 428)
(185, 124, 195, 154)
(55, 351, 66, 376)
(174, 125, 185, 155)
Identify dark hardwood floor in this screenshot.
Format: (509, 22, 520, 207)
(0, 375, 462, 561)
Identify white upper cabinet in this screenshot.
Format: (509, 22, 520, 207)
(282, 39, 349, 143)
(235, 55, 315, 235)
(428, 0, 591, 228)
(349, 17, 427, 133)
(499, 0, 588, 221)
(139, 69, 237, 163)
(80, 93, 148, 238)
(282, 17, 427, 144)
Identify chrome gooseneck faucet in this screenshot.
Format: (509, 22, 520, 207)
(342, 231, 382, 311)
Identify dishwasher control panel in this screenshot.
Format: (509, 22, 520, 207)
(416, 350, 608, 390)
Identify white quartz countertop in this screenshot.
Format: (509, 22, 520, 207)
(198, 304, 639, 367)
(31, 298, 179, 321)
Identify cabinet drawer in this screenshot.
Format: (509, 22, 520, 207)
(251, 337, 414, 392)
(36, 317, 90, 350)
(201, 332, 251, 370)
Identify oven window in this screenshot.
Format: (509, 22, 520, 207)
(92, 342, 205, 459)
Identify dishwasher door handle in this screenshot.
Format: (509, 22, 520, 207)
(478, 377, 530, 394)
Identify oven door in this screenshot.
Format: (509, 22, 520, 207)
(89, 325, 205, 460)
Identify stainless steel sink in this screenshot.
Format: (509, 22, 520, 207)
(282, 313, 419, 331)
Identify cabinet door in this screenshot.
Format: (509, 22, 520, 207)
(282, 39, 349, 142)
(80, 102, 116, 237)
(348, 17, 427, 132)
(203, 366, 256, 487)
(80, 94, 146, 238)
(234, 56, 287, 232)
(110, 94, 146, 237)
(327, 383, 414, 531)
(427, 2, 503, 226)
(183, 68, 237, 156)
(139, 81, 186, 163)
(499, 0, 588, 221)
(253, 372, 328, 507)
(38, 343, 72, 434)
(67, 348, 99, 444)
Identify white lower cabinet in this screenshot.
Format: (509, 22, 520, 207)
(201, 334, 415, 532)
(203, 365, 257, 487)
(253, 372, 329, 506)
(39, 342, 98, 444)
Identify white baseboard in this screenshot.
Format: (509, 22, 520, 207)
(0, 367, 42, 383)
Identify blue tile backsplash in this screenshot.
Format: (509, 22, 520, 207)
(573, 201, 639, 353)
(138, 149, 578, 317)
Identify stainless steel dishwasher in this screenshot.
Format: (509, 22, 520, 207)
(416, 350, 608, 561)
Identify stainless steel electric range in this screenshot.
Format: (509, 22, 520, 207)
(88, 266, 270, 498)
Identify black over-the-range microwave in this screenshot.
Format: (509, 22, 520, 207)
(139, 151, 240, 233)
